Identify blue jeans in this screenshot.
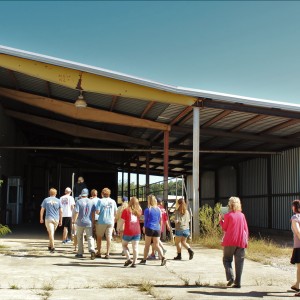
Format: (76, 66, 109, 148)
(223, 246, 245, 285)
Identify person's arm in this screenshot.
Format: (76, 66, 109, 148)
(40, 207, 45, 223)
(292, 219, 300, 240)
(58, 208, 63, 226)
(219, 213, 229, 231)
(159, 210, 163, 230)
(73, 211, 79, 224)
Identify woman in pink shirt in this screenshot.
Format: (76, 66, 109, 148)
(219, 197, 249, 288)
(120, 197, 142, 268)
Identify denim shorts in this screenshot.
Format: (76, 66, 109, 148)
(122, 234, 140, 242)
(175, 229, 190, 238)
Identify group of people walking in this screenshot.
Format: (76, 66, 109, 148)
(38, 179, 300, 292)
(39, 177, 194, 269)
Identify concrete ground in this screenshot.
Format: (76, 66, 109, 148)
(0, 225, 297, 300)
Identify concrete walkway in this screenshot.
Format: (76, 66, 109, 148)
(0, 225, 297, 300)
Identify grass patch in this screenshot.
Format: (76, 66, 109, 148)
(246, 237, 291, 264)
(10, 284, 19, 289)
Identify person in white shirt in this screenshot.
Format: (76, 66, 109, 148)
(60, 187, 75, 243)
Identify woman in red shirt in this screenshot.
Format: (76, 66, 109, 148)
(120, 197, 142, 268)
(219, 196, 249, 288)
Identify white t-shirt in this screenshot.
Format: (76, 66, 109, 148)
(60, 194, 75, 217)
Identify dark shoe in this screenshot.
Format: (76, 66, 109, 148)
(139, 259, 147, 265)
(227, 279, 234, 287)
(50, 248, 55, 253)
(75, 254, 83, 258)
(48, 246, 51, 251)
(174, 254, 182, 260)
(232, 284, 241, 288)
(91, 251, 96, 260)
(161, 257, 167, 266)
(295, 292, 300, 297)
(96, 252, 101, 258)
(292, 286, 300, 292)
(130, 263, 136, 268)
(188, 248, 194, 260)
(124, 259, 132, 267)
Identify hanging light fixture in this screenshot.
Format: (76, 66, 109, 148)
(74, 90, 87, 108)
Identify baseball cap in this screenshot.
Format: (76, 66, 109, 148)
(65, 187, 72, 193)
(122, 196, 128, 202)
(81, 188, 89, 197)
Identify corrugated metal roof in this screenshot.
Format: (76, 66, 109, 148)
(1, 45, 300, 112)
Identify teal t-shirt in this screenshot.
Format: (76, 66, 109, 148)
(41, 196, 61, 220)
(96, 197, 117, 225)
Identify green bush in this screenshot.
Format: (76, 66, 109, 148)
(198, 203, 223, 249)
(199, 203, 222, 236)
(0, 224, 11, 237)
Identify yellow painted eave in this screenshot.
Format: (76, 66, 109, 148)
(0, 54, 197, 106)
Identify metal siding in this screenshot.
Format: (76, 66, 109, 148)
(157, 104, 187, 124)
(271, 148, 300, 194)
(201, 171, 215, 199)
(0, 67, 14, 88)
(218, 166, 237, 198)
(272, 195, 294, 230)
(241, 116, 287, 133)
(242, 197, 268, 228)
(211, 111, 255, 130)
(239, 158, 268, 196)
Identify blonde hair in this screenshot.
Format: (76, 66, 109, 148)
(91, 189, 98, 197)
(49, 188, 57, 197)
(228, 196, 242, 212)
(102, 187, 111, 197)
(177, 198, 187, 215)
(147, 195, 157, 208)
(129, 197, 142, 217)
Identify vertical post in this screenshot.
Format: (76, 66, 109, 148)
(267, 157, 272, 229)
(192, 106, 200, 238)
(137, 157, 140, 199)
(127, 169, 131, 199)
(163, 130, 169, 240)
(146, 152, 150, 196)
(163, 131, 169, 202)
(121, 170, 124, 198)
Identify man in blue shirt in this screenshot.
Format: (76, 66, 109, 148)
(40, 188, 62, 253)
(95, 187, 117, 259)
(73, 188, 96, 259)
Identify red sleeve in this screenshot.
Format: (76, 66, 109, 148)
(121, 208, 127, 221)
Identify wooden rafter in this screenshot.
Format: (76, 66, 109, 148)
(231, 114, 267, 132)
(172, 125, 300, 146)
(8, 70, 19, 90)
(110, 95, 118, 112)
(0, 87, 170, 131)
(141, 101, 155, 118)
(260, 119, 300, 134)
(201, 110, 232, 128)
(5, 109, 150, 146)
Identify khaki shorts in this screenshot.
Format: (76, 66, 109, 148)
(45, 219, 59, 235)
(96, 224, 113, 239)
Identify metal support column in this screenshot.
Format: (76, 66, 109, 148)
(146, 153, 150, 196)
(163, 131, 169, 202)
(192, 106, 200, 238)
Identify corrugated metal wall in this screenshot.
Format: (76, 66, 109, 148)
(270, 148, 300, 230)
(187, 148, 300, 231)
(218, 166, 237, 204)
(239, 158, 268, 228)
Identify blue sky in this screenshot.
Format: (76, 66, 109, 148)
(1, 1, 300, 104)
